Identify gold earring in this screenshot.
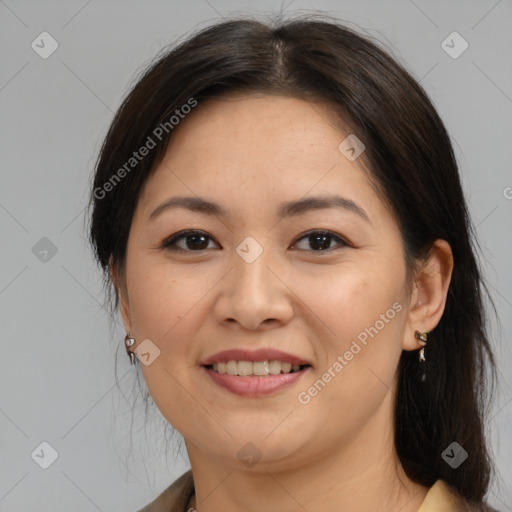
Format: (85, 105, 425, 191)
(414, 330, 428, 362)
(124, 333, 136, 365)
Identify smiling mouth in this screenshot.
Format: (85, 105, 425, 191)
(204, 360, 311, 377)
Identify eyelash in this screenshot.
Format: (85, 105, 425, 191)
(160, 229, 351, 254)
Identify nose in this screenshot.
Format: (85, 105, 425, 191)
(212, 244, 295, 331)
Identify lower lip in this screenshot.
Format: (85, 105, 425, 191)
(202, 366, 311, 397)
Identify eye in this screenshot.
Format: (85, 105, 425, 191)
(291, 230, 350, 252)
(161, 229, 350, 254)
(161, 230, 219, 252)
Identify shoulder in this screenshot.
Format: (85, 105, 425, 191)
(418, 480, 500, 512)
(136, 470, 195, 512)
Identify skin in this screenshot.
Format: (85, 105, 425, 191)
(114, 94, 453, 512)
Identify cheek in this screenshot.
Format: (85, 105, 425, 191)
(127, 257, 207, 340)
(292, 258, 406, 348)
(291, 257, 407, 409)
(292, 265, 406, 432)
(125, 261, 213, 431)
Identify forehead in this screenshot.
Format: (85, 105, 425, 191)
(136, 94, 386, 225)
(164, 94, 352, 161)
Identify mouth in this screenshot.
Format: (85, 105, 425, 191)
(200, 348, 313, 375)
(203, 360, 311, 376)
(200, 348, 313, 397)
(202, 363, 311, 397)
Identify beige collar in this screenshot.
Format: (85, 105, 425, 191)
(137, 472, 491, 512)
(185, 477, 470, 512)
(418, 479, 472, 511)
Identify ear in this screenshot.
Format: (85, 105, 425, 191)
(402, 239, 454, 351)
(110, 258, 132, 333)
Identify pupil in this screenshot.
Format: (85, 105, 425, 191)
(187, 234, 208, 250)
(310, 233, 331, 250)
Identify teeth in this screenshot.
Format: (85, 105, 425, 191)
(226, 361, 237, 375)
(211, 360, 304, 376)
(281, 362, 292, 373)
(253, 361, 270, 376)
(237, 361, 253, 376)
(269, 360, 282, 375)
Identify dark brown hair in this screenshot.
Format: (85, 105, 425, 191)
(88, 13, 499, 509)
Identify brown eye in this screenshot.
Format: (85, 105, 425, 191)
(162, 230, 219, 252)
(292, 231, 349, 252)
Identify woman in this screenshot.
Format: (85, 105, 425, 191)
(88, 14, 500, 512)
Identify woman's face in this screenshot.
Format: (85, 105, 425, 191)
(119, 94, 416, 471)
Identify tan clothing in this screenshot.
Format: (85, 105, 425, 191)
(137, 470, 194, 512)
(136, 470, 499, 512)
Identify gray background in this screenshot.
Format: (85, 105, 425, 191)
(1, 0, 511, 510)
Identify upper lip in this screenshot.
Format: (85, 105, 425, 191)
(201, 348, 312, 367)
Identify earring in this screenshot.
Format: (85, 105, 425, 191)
(414, 330, 428, 362)
(124, 333, 136, 365)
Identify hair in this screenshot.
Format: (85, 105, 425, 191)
(88, 13, 499, 509)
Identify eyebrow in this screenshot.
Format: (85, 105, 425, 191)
(148, 194, 370, 223)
